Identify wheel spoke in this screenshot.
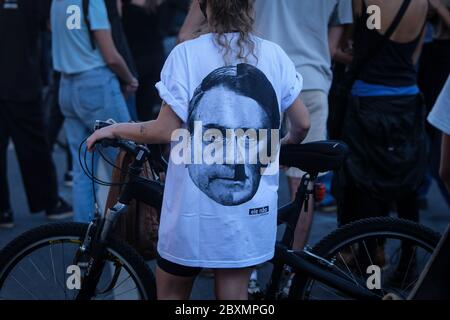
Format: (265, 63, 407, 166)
(29, 257, 47, 281)
(361, 240, 375, 267)
(400, 246, 417, 291)
(61, 242, 68, 300)
(401, 278, 418, 294)
(46, 245, 67, 294)
(350, 244, 364, 278)
(111, 274, 132, 292)
(10, 275, 39, 300)
(50, 245, 57, 285)
(300, 230, 435, 300)
(334, 251, 366, 290)
(96, 272, 132, 299)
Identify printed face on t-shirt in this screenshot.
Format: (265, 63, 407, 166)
(186, 64, 279, 207)
(188, 86, 271, 206)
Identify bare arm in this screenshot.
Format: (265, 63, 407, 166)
(281, 96, 311, 145)
(430, 0, 450, 30)
(328, 26, 345, 59)
(177, 0, 207, 43)
(440, 134, 450, 193)
(88, 96, 310, 149)
(329, 25, 353, 65)
(94, 29, 137, 88)
(86, 102, 182, 150)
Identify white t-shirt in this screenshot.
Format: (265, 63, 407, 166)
(155, 33, 303, 268)
(428, 76, 450, 135)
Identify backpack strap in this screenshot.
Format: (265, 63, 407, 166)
(82, 0, 96, 50)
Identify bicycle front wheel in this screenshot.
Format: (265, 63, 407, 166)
(0, 223, 156, 300)
(290, 217, 440, 300)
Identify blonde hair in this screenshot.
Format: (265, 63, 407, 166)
(207, 0, 257, 65)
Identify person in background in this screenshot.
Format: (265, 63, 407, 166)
(0, 0, 73, 228)
(46, 72, 74, 187)
(428, 76, 450, 193)
(323, 25, 355, 213)
(253, 1, 353, 237)
(121, 0, 166, 121)
(335, 0, 429, 284)
(160, 0, 190, 55)
(41, 27, 74, 187)
(418, 0, 450, 208)
(336, 0, 429, 224)
(106, 0, 140, 121)
(51, 0, 135, 223)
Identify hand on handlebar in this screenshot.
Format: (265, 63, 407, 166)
(86, 124, 119, 152)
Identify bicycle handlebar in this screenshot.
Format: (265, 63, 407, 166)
(93, 120, 150, 161)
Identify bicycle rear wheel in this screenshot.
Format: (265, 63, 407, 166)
(0, 223, 156, 300)
(290, 217, 440, 300)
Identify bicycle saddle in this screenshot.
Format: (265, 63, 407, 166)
(280, 141, 349, 174)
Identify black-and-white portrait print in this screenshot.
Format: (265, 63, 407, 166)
(187, 63, 280, 207)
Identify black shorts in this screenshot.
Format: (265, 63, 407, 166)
(156, 253, 203, 278)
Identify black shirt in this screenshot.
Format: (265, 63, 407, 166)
(352, 1, 425, 87)
(0, 0, 50, 102)
(121, 2, 165, 78)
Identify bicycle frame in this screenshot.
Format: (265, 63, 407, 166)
(265, 173, 379, 300)
(76, 150, 163, 300)
(77, 146, 378, 300)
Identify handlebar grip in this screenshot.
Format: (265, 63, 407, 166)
(99, 138, 118, 148)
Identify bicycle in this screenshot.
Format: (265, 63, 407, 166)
(0, 122, 441, 300)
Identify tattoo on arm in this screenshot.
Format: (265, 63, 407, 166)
(140, 124, 147, 137)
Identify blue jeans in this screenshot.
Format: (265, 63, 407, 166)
(59, 67, 131, 222)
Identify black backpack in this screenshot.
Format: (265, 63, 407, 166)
(82, 0, 138, 80)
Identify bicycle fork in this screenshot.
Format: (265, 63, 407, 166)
(76, 203, 129, 300)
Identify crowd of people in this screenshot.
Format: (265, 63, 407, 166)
(1, 0, 190, 225)
(1, 0, 450, 300)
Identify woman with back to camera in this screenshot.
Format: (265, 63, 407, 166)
(335, 0, 429, 282)
(87, 0, 310, 300)
(336, 0, 430, 225)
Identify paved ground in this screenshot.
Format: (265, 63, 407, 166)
(1, 143, 449, 299)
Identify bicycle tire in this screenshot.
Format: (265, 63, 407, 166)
(290, 217, 441, 300)
(0, 222, 156, 300)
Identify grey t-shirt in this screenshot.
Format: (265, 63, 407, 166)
(254, 0, 353, 93)
(428, 76, 450, 135)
